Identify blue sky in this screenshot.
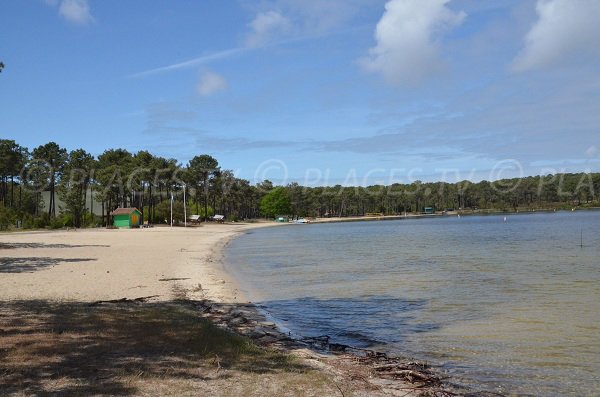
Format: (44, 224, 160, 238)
(1, 0, 599, 185)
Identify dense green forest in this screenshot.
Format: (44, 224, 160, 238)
(0, 139, 598, 230)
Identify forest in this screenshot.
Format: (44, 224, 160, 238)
(0, 139, 598, 229)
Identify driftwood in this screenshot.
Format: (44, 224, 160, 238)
(371, 359, 440, 386)
(88, 295, 160, 306)
(297, 335, 461, 394)
(373, 362, 429, 372)
(380, 369, 433, 382)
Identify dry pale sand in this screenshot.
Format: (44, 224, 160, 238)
(0, 223, 274, 303)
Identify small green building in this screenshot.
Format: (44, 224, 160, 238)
(423, 207, 435, 214)
(110, 207, 142, 228)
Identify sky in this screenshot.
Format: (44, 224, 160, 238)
(1, 0, 599, 186)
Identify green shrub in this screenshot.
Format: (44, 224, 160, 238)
(62, 213, 73, 227)
(47, 214, 73, 229)
(33, 213, 50, 228)
(20, 213, 35, 229)
(0, 203, 14, 230)
(153, 200, 191, 224)
(83, 212, 98, 227)
(49, 217, 64, 229)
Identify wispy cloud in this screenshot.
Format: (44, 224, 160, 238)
(310, 70, 600, 168)
(196, 71, 228, 96)
(128, 32, 331, 79)
(513, 0, 600, 71)
(141, 101, 295, 154)
(245, 11, 292, 48)
(243, 0, 373, 35)
(139, 57, 600, 179)
(143, 102, 199, 135)
(359, 0, 466, 85)
(58, 0, 94, 25)
(129, 47, 246, 78)
(131, 1, 371, 79)
(44, 0, 94, 25)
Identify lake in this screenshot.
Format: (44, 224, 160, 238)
(225, 211, 600, 396)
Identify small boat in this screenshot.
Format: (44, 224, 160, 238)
(293, 218, 310, 224)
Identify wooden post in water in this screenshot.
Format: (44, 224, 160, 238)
(580, 228, 583, 248)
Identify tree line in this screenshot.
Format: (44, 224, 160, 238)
(0, 140, 261, 229)
(0, 139, 599, 229)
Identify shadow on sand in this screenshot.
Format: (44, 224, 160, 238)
(0, 242, 110, 250)
(0, 299, 311, 396)
(0, 257, 97, 273)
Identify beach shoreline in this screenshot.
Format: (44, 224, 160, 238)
(0, 223, 470, 396)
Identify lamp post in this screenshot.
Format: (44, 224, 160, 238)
(183, 184, 187, 228)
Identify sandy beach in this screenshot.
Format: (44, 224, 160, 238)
(0, 224, 268, 303)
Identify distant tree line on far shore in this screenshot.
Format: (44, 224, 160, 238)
(0, 139, 599, 230)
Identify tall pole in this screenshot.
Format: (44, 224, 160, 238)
(170, 193, 173, 228)
(183, 184, 187, 228)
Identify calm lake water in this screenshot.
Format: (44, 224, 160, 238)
(225, 211, 600, 396)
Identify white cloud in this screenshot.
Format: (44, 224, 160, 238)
(245, 10, 292, 48)
(58, 0, 94, 25)
(585, 145, 598, 158)
(513, 0, 600, 71)
(359, 0, 466, 85)
(196, 71, 228, 96)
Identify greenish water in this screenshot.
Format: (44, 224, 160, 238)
(225, 211, 600, 396)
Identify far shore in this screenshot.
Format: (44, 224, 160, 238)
(297, 206, 600, 225)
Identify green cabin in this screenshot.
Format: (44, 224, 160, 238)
(110, 207, 142, 228)
(423, 207, 435, 214)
